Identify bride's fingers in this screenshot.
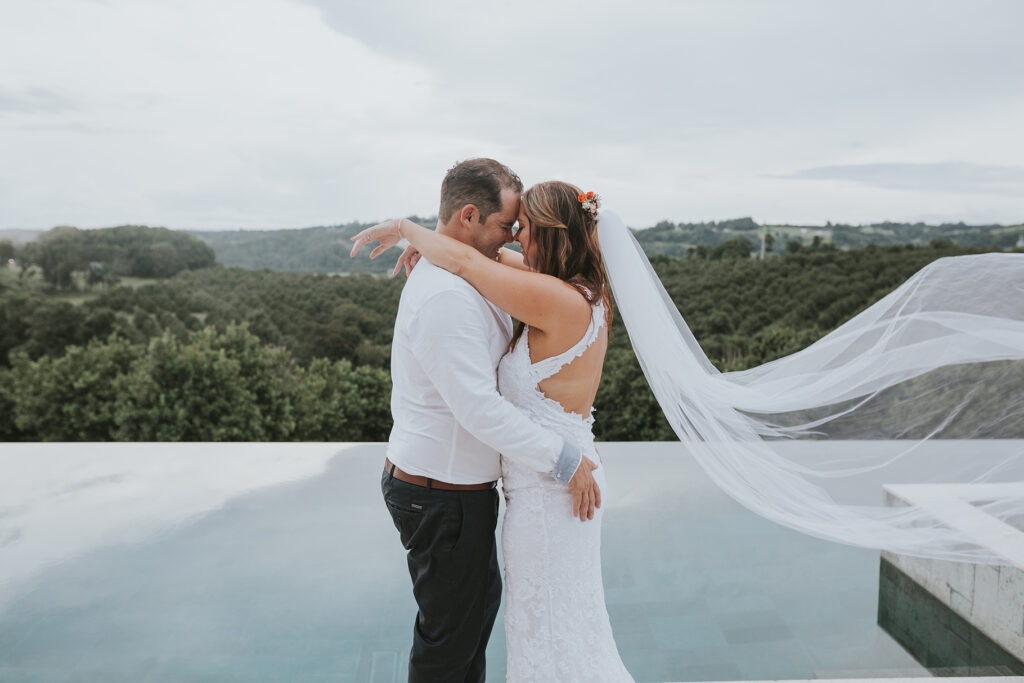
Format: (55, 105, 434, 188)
(370, 244, 388, 259)
(594, 482, 602, 510)
(571, 488, 582, 519)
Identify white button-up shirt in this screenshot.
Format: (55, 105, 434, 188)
(387, 258, 579, 485)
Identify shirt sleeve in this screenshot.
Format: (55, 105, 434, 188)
(409, 288, 581, 484)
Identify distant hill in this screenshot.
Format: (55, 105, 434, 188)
(187, 217, 438, 274)
(632, 218, 1024, 257)
(190, 216, 1024, 273)
(12, 217, 1022, 275)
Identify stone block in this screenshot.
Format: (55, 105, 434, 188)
(973, 564, 1002, 620)
(945, 559, 976, 602)
(990, 567, 1024, 659)
(908, 556, 954, 605)
(995, 565, 1024, 609)
(949, 588, 973, 619)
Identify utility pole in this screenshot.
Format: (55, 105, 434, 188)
(760, 222, 767, 260)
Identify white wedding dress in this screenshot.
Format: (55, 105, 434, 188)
(497, 296, 634, 683)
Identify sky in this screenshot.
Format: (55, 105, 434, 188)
(2, 0, 1023, 231)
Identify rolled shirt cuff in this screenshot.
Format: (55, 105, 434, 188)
(552, 440, 582, 486)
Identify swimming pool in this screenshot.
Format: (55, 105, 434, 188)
(0, 442, 928, 682)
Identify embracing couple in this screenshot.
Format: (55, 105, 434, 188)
(351, 158, 633, 683)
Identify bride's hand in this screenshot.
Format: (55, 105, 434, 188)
(350, 219, 422, 277)
(568, 455, 601, 521)
(349, 219, 403, 260)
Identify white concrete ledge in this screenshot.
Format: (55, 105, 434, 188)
(884, 483, 1024, 570)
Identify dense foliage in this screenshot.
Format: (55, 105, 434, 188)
(1, 326, 390, 442)
(18, 225, 215, 288)
(593, 241, 1006, 439)
(0, 268, 400, 369)
(3, 227, 1013, 442)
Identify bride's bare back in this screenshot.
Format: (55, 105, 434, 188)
(526, 302, 608, 420)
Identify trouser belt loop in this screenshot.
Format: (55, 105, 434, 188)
(388, 463, 396, 481)
(426, 478, 433, 491)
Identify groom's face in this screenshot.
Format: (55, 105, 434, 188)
(471, 188, 520, 260)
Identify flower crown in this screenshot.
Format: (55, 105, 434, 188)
(577, 191, 601, 218)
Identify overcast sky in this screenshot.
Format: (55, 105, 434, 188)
(2, 0, 1023, 230)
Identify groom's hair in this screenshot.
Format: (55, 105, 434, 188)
(439, 158, 523, 224)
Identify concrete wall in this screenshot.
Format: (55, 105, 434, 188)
(879, 554, 1024, 675)
(879, 549, 1024, 662)
(878, 481, 1024, 668)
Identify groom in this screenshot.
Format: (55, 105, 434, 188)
(352, 158, 600, 683)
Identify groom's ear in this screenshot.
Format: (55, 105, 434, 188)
(459, 204, 480, 229)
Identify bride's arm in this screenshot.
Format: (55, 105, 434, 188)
(395, 219, 590, 335)
(498, 247, 530, 271)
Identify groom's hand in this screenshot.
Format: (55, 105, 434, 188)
(393, 244, 421, 277)
(568, 455, 601, 522)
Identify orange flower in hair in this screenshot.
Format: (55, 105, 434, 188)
(578, 190, 601, 218)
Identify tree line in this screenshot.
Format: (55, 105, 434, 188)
(11, 225, 216, 288)
(179, 217, 1024, 273)
(3, 225, 1015, 442)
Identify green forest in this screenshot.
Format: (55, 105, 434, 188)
(3, 223, 1017, 442)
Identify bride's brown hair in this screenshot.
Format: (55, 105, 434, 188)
(510, 180, 612, 349)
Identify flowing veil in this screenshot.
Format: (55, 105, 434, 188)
(596, 210, 1024, 564)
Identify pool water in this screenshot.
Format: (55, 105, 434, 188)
(0, 443, 927, 682)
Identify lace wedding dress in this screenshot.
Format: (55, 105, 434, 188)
(498, 296, 634, 683)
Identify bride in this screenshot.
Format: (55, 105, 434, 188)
(358, 181, 634, 682)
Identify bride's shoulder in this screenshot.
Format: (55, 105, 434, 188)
(538, 280, 596, 335)
(568, 279, 608, 313)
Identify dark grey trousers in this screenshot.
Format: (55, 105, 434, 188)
(381, 467, 501, 683)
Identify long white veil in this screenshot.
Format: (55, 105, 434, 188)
(597, 210, 1024, 564)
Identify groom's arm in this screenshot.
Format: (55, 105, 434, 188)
(410, 288, 582, 485)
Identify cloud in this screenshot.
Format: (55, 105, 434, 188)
(784, 162, 1024, 196)
(0, 87, 76, 113)
(1, 0, 1023, 228)
(0, 528, 22, 549)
